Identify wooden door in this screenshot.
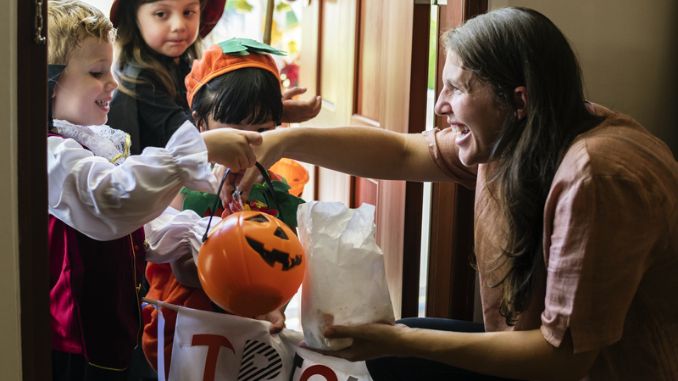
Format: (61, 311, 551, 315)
(18, 0, 51, 379)
(426, 0, 487, 320)
(298, 0, 431, 317)
(298, 0, 357, 205)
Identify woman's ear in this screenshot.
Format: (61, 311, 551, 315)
(192, 111, 207, 132)
(513, 86, 528, 120)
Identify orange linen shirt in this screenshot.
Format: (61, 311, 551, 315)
(425, 103, 678, 380)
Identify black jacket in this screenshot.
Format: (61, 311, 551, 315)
(108, 55, 192, 154)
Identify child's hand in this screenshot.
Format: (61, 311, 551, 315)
(201, 128, 262, 172)
(213, 164, 240, 211)
(281, 87, 322, 123)
(256, 308, 286, 334)
(235, 129, 286, 196)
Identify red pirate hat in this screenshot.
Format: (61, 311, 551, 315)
(110, 0, 226, 38)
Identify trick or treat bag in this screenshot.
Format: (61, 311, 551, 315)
(297, 201, 395, 350)
(281, 330, 373, 381)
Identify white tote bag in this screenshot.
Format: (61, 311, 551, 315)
(297, 202, 395, 351)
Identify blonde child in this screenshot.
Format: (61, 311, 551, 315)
(47, 2, 260, 379)
(107, 0, 321, 154)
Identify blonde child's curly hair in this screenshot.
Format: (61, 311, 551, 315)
(48, 0, 115, 65)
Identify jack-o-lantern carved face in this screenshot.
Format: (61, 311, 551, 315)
(198, 211, 306, 317)
(242, 213, 303, 271)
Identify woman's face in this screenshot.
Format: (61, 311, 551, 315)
(434, 51, 509, 166)
(52, 37, 117, 126)
(136, 0, 201, 58)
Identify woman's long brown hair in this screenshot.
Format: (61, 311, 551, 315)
(444, 7, 602, 325)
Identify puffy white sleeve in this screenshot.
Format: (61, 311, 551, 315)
(48, 121, 218, 241)
(143, 207, 221, 264)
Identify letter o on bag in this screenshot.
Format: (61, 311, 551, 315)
(300, 365, 338, 381)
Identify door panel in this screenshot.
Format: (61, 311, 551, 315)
(300, 0, 429, 316)
(300, 0, 357, 205)
(319, 0, 343, 108)
(353, 176, 378, 208)
(355, 0, 384, 121)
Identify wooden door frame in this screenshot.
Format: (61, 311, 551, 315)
(426, 0, 487, 320)
(18, 0, 51, 379)
(396, 2, 433, 318)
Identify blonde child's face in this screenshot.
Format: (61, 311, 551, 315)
(137, 0, 201, 59)
(52, 37, 117, 126)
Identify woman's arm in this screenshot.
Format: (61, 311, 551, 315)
(321, 324, 598, 381)
(259, 126, 447, 181)
(237, 126, 456, 195)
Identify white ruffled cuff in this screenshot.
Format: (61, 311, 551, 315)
(164, 121, 218, 194)
(144, 206, 222, 264)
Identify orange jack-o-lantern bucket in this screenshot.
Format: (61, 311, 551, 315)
(198, 211, 305, 317)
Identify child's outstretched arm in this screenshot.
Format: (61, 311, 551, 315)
(49, 121, 256, 241)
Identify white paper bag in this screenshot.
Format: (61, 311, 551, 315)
(297, 202, 395, 350)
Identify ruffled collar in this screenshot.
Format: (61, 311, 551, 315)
(52, 119, 131, 164)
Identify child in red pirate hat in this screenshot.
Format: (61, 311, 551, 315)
(141, 38, 308, 375)
(109, 0, 226, 40)
(107, 0, 226, 154)
(107, 0, 321, 155)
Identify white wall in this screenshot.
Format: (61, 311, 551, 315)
(0, 0, 22, 379)
(489, 0, 678, 156)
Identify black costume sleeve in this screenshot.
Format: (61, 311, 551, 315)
(109, 66, 192, 154)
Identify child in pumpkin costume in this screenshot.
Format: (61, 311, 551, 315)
(142, 39, 308, 375)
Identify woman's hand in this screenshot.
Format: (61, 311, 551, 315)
(201, 128, 262, 172)
(308, 322, 408, 362)
(256, 308, 286, 334)
(281, 87, 322, 123)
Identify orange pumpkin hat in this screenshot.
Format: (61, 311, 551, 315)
(185, 38, 285, 107)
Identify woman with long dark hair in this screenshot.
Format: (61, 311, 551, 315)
(239, 7, 678, 380)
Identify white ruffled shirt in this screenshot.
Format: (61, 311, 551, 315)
(52, 119, 132, 164)
(48, 120, 219, 256)
(143, 206, 221, 264)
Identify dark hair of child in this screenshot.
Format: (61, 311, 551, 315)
(191, 68, 283, 131)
